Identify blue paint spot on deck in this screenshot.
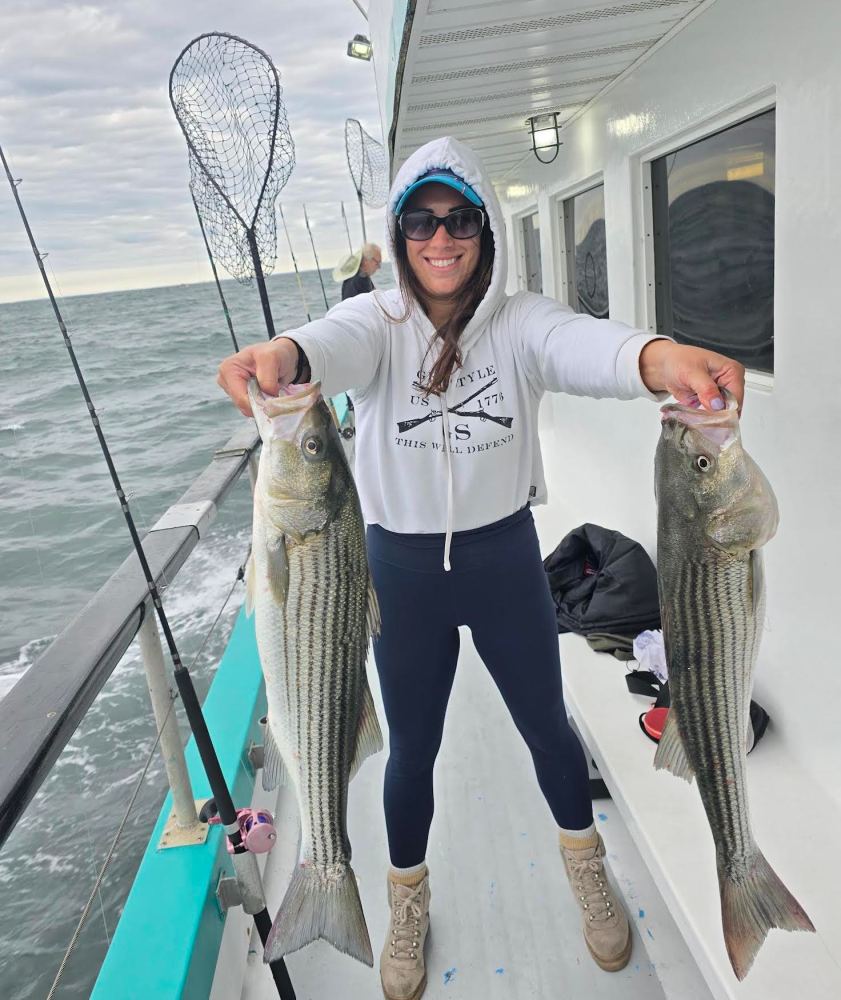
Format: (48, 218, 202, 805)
(638, 908, 645, 919)
(634, 963, 640, 972)
(597, 812, 608, 821)
(647, 928, 654, 940)
(444, 968, 457, 985)
(489, 880, 495, 895)
(528, 861, 536, 869)
(495, 968, 505, 975)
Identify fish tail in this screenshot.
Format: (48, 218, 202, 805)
(264, 863, 373, 967)
(720, 851, 815, 980)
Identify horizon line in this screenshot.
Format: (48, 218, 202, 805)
(0, 260, 394, 307)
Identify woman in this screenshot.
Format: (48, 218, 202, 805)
(217, 136, 744, 1000)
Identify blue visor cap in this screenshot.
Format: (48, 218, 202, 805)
(395, 169, 483, 214)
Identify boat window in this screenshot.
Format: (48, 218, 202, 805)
(651, 109, 775, 374)
(562, 184, 610, 317)
(521, 211, 542, 293)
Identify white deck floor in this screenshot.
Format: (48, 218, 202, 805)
(214, 629, 712, 1000)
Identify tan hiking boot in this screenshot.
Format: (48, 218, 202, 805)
(561, 834, 631, 971)
(380, 869, 430, 1000)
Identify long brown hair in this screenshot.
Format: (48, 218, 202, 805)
(390, 220, 495, 396)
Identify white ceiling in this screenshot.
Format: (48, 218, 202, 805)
(391, 0, 711, 181)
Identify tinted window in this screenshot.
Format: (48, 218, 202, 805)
(522, 212, 542, 293)
(563, 185, 609, 317)
(651, 109, 775, 373)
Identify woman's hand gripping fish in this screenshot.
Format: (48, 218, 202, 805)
(654, 391, 814, 980)
(246, 379, 383, 966)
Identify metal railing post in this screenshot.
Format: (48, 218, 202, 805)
(137, 613, 200, 830)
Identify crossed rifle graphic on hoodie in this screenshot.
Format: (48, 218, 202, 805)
(396, 376, 513, 434)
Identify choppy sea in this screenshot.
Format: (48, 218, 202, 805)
(0, 264, 394, 998)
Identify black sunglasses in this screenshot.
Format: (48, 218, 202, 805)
(398, 207, 485, 242)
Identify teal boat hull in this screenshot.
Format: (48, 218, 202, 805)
(92, 607, 265, 1000)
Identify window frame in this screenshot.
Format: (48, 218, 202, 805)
(559, 180, 610, 318)
(513, 205, 543, 294)
(636, 90, 777, 389)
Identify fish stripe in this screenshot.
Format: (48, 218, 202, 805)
(668, 556, 756, 870)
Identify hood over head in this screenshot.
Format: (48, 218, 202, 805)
(387, 136, 508, 354)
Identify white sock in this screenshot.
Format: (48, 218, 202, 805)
(390, 860, 427, 878)
(558, 822, 597, 840)
(558, 822, 599, 850)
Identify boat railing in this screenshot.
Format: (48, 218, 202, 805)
(0, 420, 260, 849)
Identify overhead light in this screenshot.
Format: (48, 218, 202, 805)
(527, 112, 561, 164)
(347, 34, 373, 60)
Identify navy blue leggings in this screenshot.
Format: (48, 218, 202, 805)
(366, 507, 594, 868)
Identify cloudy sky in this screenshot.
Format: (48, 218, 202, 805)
(0, 1, 387, 303)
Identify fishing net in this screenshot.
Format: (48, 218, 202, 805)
(169, 32, 295, 284)
(345, 118, 389, 208)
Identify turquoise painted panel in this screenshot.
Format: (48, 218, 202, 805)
(92, 607, 266, 1000)
(331, 392, 350, 426)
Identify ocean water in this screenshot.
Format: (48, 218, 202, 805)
(0, 264, 394, 998)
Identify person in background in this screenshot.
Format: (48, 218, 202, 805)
(217, 136, 745, 1000)
(340, 242, 382, 299)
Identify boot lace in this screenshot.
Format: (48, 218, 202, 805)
(568, 855, 616, 924)
(389, 881, 426, 960)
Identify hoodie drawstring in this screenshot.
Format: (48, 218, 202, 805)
(439, 393, 454, 572)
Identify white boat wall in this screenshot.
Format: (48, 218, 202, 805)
(373, 1, 841, 999)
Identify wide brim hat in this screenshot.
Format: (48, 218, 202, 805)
(332, 250, 363, 282)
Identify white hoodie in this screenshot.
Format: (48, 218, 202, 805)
(288, 137, 664, 568)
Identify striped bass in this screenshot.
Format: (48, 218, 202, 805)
(654, 391, 814, 979)
(246, 379, 383, 967)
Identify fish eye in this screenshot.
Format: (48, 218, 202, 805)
(696, 454, 712, 472)
(302, 434, 324, 459)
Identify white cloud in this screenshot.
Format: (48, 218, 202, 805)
(0, 1, 389, 303)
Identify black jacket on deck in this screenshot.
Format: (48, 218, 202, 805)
(341, 273, 374, 300)
(543, 523, 661, 636)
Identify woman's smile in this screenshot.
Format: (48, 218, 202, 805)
(404, 183, 481, 309)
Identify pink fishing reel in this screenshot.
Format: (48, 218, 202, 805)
(208, 807, 277, 854)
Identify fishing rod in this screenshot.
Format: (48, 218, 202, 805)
(302, 203, 330, 312)
(340, 200, 354, 253)
(278, 203, 312, 322)
(0, 143, 295, 1000)
(191, 190, 240, 352)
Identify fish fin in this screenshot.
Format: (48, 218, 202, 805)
(264, 863, 373, 967)
(653, 709, 695, 783)
(349, 679, 384, 781)
(267, 533, 289, 608)
(366, 578, 381, 638)
(247, 379, 270, 441)
(750, 549, 764, 621)
(244, 552, 256, 617)
(720, 851, 815, 981)
(261, 718, 287, 792)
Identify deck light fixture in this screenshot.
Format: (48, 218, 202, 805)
(528, 112, 561, 164)
(347, 34, 373, 60)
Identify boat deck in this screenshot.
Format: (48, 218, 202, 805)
(215, 630, 712, 1000)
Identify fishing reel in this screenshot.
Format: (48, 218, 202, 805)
(202, 800, 278, 854)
